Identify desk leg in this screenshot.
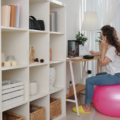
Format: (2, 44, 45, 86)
(99, 59, 102, 72)
(69, 60, 79, 116)
(97, 60, 99, 73)
(81, 61, 86, 84)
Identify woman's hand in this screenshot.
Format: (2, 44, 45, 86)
(90, 50, 101, 56)
(90, 50, 95, 55)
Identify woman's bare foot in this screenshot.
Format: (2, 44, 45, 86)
(82, 105, 91, 112)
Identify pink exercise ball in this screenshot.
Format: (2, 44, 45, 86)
(93, 85, 120, 117)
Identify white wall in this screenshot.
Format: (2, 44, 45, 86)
(58, 0, 82, 85)
(59, 0, 80, 40)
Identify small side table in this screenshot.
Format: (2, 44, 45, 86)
(66, 57, 102, 116)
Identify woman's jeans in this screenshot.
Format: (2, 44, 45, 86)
(85, 73, 120, 105)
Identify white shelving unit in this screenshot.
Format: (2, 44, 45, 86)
(0, 0, 66, 120)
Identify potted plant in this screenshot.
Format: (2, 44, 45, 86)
(96, 30, 102, 51)
(96, 29, 108, 51)
(76, 31, 88, 55)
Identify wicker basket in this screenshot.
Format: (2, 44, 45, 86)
(50, 98, 61, 120)
(3, 111, 25, 120)
(30, 104, 46, 120)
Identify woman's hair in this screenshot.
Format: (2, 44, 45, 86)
(101, 25, 120, 56)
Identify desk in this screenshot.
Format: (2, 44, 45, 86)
(66, 56, 101, 116)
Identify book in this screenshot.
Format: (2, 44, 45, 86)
(16, 6, 18, 27)
(53, 12, 57, 32)
(1, 5, 11, 27)
(50, 12, 57, 32)
(50, 13, 54, 31)
(9, 5, 17, 27)
(12, 3, 20, 28)
(50, 14, 52, 31)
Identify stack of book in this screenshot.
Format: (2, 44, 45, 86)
(50, 12, 57, 32)
(1, 3, 20, 28)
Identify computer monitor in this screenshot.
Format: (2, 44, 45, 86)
(68, 40, 79, 57)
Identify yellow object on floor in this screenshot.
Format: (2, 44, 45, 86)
(72, 106, 91, 113)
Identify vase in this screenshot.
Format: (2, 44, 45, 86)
(29, 81, 38, 96)
(1, 51, 5, 66)
(29, 46, 35, 63)
(50, 67, 56, 90)
(50, 48, 52, 61)
(6, 55, 15, 62)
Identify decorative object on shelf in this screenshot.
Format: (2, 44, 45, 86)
(2, 80, 24, 107)
(5, 55, 17, 67)
(38, 20, 45, 30)
(3, 111, 25, 120)
(34, 58, 39, 62)
(29, 46, 35, 63)
(50, 97, 61, 119)
(50, 48, 52, 61)
(76, 31, 88, 56)
(30, 104, 46, 120)
(40, 59, 44, 63)
(1, 51, 5, 66)
(50, 67, 56, 90)
(4, 61, 12, 67)
(29, 81, 38, 96)
(11, 61, 17, 66)
(6, 55, 15, 62)
(50, 12, 57, 32)
(29, 16, 45, 30)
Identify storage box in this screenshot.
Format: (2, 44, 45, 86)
(2, 90, 24, 101)
(50, 98, 61, 120)
(2, 96, 24, 107)
(2, 86, 24, 94)
(3, 111, 25, 120)
(2, 80, 23, 90)
(30, 104, 46, 120)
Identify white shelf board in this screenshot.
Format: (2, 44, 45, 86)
(50, 87, 64, 94)
(50, 61, 64, 64)
(50, 31, 64, 35)
(2, 65, 28, 71)
(29, 29, 48, 34)
(1, 26, 27, 32)
(29, 62, 48, 67)
(2, 100, 28, 112)
(30, 92, 49, 102)
(29, 0, 66, 7)
(50, 0, 65, 8)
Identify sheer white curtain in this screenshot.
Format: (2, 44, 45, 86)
(98, 0, 120, 26)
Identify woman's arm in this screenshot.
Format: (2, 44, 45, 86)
(90, 51, 101, 56)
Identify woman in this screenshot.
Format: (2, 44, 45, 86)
(73, 25, 120, 113)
